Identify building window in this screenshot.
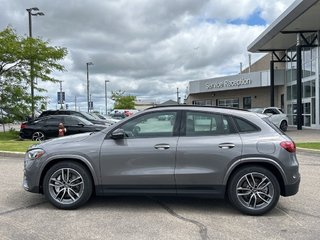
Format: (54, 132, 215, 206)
(243, 97, 251, 109)
(218, 98, 239, 108)
(192, 100, 204, 105)
(192, 100, 212, 106)
(205, 99, 212, 106)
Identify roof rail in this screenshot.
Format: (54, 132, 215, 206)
(146, 104, 248, 111)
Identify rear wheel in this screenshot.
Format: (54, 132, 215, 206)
(43, 162, 93, 209)
(280, 120, 288, 132)
(228, 166, 280, 215)
(32, 131, 45, 141)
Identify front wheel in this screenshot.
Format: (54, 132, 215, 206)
(280, 120, 288, 132)
(43, 162, 93, 209)
(228, 166, 280, 215)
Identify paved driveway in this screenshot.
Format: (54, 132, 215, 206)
(0, 151, 319, 240)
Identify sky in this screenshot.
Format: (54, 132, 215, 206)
(0, 0, 295, 113)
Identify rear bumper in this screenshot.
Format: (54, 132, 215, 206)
(283, 175, 300, 196)
(19, 131, 31, 139)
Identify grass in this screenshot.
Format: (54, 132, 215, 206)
(0, 140, 35, 152)
(296, 142, 320, 150)
(0, 131, 34, 152)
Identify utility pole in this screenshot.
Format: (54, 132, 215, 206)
(86, 62, 93, 112)
(26, 7, 44, 119)
(105, 80, 110, 115)
(59, 81, 63, 109)
(74, 96, 77, 111)
(176, 88, 180, 104)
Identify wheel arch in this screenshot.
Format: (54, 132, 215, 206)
(224, 159, 287, 196)
(39, 156, 97, 194)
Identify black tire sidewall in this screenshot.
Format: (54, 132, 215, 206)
(280, 121, 288, 132)
(43, 161, 93, 210)
(228, 166, 280, 215)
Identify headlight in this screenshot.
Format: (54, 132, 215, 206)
(27, 149, 45, 160)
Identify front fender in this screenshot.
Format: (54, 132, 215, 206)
(39, 154, 100, 187)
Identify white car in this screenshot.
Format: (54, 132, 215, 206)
(249, 107, 288, 132)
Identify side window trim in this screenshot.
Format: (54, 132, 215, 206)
(232, 116, 261, 133)
(107, 110, 181, 139)
(181, 110, 237, 137)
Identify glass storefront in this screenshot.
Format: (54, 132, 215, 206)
(218, 98, 239, 108)
(286, 44, 319, 128)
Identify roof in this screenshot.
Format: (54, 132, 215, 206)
(248, 0, 320, 52)
(158, 100, 178, 105)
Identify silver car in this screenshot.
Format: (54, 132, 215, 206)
(23, 106, 300, 215)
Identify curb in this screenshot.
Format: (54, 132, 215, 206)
(0, 151, 25, 158)
(296, 147, 320, 154)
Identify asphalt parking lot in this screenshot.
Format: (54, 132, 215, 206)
(0, 150, 319, 240)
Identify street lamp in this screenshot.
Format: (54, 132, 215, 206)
(105, 80, 110, 115)
(26, 7, 44, 119)
(86, 62, 93, 112)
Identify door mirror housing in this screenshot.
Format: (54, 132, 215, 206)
(111, 128, 126, 139)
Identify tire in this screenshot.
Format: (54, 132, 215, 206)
(228, 166, 280, 215)
(280, 120, 288, 132)
(43, 161, 93, 210)
(32, 131, 46, 141)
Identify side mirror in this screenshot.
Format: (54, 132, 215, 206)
(111, 128, 126, 139)
(78, 123, 85, 127)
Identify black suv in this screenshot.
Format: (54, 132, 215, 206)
(38, 110, 107, 125)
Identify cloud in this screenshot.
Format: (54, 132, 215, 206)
(0, 0, 295, 112)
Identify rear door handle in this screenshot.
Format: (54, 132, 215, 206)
(154, 144, 170, 150)
(218, 143, 235, 149)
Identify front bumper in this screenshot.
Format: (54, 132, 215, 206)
(23, 155, 42, 193)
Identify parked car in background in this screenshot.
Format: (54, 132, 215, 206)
(38, 110, 108, 125)
(249, 107, 288, 131)
(23, 105, 299, 215)
(20, 115, 106, 141)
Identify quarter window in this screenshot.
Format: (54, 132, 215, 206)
(234, 117, 259, 133)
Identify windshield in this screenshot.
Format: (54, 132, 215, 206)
(249, 108, 263, 114)
(77, 116, 94, 125)
(80, 111, 97, 120)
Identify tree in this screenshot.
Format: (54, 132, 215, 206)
(111, 90, 136, 109)
(0, 27, 68, 123)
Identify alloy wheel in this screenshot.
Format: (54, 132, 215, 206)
(32, 131, 45, 141)
(236, 172, 274, 210)
(48, 168, 84, 205)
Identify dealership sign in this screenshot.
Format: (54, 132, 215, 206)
(205, 78, 252, 90)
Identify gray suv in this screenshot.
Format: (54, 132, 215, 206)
(23, 106, 300, 215)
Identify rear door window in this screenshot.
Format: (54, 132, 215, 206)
(185, 111, 235, 136)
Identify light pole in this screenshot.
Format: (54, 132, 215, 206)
(105, 80, 110, 115)
(86, 62, 93, 112)
(26, 7, 44, 119)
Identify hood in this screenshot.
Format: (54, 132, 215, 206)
(29, 132, 93, 149)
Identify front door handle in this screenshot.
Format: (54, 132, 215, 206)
(218, 143, 235, 149)
(154, 144, 170, 150)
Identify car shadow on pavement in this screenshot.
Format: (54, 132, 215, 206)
(83, 195, 239, 215)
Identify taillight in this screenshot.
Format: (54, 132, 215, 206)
(280, 141, 296, 153)
(20, 123, 27, 129)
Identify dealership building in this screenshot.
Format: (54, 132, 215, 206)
(187, 0, 320, 129)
